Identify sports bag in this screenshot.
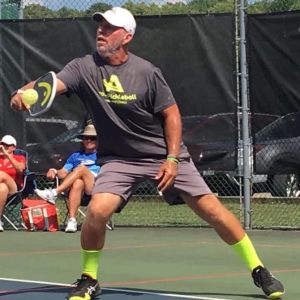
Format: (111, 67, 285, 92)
(21, 199, 59, 232)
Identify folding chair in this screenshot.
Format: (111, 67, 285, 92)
(2, 149, 36, 230)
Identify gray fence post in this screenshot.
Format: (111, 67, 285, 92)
(239, 0, 252, 230)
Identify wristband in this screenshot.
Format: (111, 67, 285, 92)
(10, 89, 24, 98)
(49, 168, 58, 175)
(167, 155, 179, 164)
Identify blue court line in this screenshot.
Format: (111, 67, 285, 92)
(0, 278, 233, 300)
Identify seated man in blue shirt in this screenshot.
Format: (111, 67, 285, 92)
(36, 124, 100, 233)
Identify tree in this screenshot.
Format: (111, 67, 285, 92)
(188, 0, 219, 13)
(160, 3, 190, 15)
(248, 0, 300, 13)
(123, 1, 161, 16)
(22, 0, 300, 19)
(269, 0, 297, 11)
(23, 4, 56, 19)
(56, 7, 82, 18)
(211, 0, 235, 13)
(85, 3, 112, 16)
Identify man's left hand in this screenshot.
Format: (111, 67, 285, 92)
(155, 160, 178, 192)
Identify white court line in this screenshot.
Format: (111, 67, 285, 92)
(0, 277, 233, 300)
(0, 277, 72, 287)
(105, 287, 233, 300)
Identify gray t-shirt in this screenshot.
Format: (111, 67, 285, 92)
(57, 52, 188, 159)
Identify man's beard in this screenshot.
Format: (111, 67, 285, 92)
(97, 42, 122, 59)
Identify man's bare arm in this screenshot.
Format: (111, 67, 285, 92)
(156, 103, 182, 192)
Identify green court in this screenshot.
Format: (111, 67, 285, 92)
(0, 227, 299, 299)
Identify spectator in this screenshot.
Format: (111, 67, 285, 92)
(35, 124, 100, 233)
(0, 135, 26, 232)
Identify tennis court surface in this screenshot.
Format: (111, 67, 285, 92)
(0, 278, 240, 300)
(1, 227, 299, 299)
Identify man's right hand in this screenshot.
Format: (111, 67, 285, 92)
(47, 168, 58, 180)
(10, 92, 28, 111)
(10, 81, 37, 111)
(0, 145, 9, 157)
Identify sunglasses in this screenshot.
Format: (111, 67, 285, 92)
(82, 136, 97, 141)
(0, 142, 14, 147)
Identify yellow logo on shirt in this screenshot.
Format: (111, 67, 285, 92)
(100, 74, 137, 104)
(103, 75, 124, 93)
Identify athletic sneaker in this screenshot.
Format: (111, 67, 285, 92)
(0, 220, 4, 232)
(35, 188, 57, 204)
(65, 218, 78, 233)
(252, 266, 284, 299)
(67, 274, 101, 300)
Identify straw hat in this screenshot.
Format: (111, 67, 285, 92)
(79, 124, 97, 137)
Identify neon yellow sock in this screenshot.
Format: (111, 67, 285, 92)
(82, 249, 101, 280)
(232, 234, 263, 271)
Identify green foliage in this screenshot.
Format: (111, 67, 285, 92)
(21, 0, 233, 19)
(55, 7, 81, 18)
(19, 0, 300, 19)
(0, 0, 20, 19)
(269, 0, 296, 11)
(211, 0, 235, 13)
(247, 0, 300, 13)
(248, 0, 269, 13)
(23, 4, 56, 19)
(85, 3, 112, 16)
(1, 0, 21, 5)
(188, 0, 219, 12)
(123, 1, 160, 15)
(160, 3, 190, 15)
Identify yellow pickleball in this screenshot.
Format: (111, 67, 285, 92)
(22, 89, 38, 106)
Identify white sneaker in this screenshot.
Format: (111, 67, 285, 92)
(0, 220, 3, 232)
(65, 218, 77, 233)
(35, 188, 57, 204)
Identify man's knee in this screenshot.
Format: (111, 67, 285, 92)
(86, 205, 111, 222)
(73, 165, 88, 175)
(71, 178, 85, 190)
(185, 194, 228, 223)
(87, 195, 121, 221)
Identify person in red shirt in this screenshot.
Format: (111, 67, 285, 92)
(0, 135, 26, 232)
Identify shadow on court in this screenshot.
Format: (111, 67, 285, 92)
(0, 279, 270, 300)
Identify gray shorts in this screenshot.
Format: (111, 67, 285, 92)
(93, 157, 212, 210)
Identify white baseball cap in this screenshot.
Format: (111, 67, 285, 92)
(1, 135, 17, 146)
(92, 7, 136, 35)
